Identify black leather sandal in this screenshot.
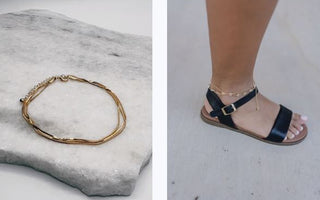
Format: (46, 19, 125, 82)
(200, 87, 308, 145)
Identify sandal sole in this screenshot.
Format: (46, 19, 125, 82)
(200, 106, 307, 146)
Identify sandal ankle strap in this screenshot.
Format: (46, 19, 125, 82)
(207, 87, 258, 118)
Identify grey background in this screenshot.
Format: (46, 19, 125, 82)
(0, 0, 151, 199)
(168, 0, 320, 200)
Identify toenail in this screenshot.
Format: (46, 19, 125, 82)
(289, 134, 295, 139)
(301, 115, 308, 121)
(300, 126, 304, 131)
(296, 130, 300, 135)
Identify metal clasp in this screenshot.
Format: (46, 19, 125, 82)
(221, 104, 236, 116)
(58, 75, 69, 82)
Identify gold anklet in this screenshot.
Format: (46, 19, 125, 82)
(210, 81, 260, 111)
(210, 82, 256, 97)
(20, 75, 126, 145)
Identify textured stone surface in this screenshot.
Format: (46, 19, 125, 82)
(0, 9, 151, 196)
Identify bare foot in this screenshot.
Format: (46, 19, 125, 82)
(204, 92, 308, 141)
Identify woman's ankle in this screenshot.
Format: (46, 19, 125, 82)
(210, 78, 255, 93)
(209, 77, 256, 105)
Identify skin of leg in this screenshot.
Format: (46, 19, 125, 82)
(206, 0, 278, 91)
(205, 0, 307, 140)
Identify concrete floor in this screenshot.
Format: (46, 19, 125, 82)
(168, 0, 320, 200)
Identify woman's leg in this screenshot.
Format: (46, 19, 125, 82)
(205, 0, 307, 140)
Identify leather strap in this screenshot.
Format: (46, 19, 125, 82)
(208, 88, 258, 117)
(206, 87, 258, 129)
(264, 105, 292, 142)
(206, 88, 236, 128)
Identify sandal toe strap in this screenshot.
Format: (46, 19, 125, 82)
(265, 105, 292, 143)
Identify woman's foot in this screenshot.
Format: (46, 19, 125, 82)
(204, 89, 308, 142)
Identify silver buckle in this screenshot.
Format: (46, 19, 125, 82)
(221, 104, 236, 116)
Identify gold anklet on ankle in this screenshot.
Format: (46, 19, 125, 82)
(20, 75, 126, 145)
(210, 82, 256, 97)
(209, 81, 260, 111)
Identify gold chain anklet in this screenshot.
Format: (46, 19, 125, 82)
(20, 75, 126, 145)
(209, 81, 260, 111)
(210, 82, 256, 97)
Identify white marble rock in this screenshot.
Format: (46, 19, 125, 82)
(0, 9, 151, 196)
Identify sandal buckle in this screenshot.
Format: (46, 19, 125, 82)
(221, 104, 237, 116)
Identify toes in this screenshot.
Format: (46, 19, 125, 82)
(293, 113, 308, 124)
(292, 113, 300, 120)
(292, 121, 304, 132)
(286, 131, 296, 140)
(289, 125, 300, 136)
(285, 113, 308, 141)
(292, 117, 304, 132)
(301, 115, 308, 122)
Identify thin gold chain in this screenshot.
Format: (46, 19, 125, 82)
(20, 75, 126, 145)
(210, 82, 256, 97)
(209, 81, 260, 111)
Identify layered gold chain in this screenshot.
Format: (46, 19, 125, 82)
(210, 82, 256, 97)
(210, 81, 260, 111)
(20, 75, 126, 145)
